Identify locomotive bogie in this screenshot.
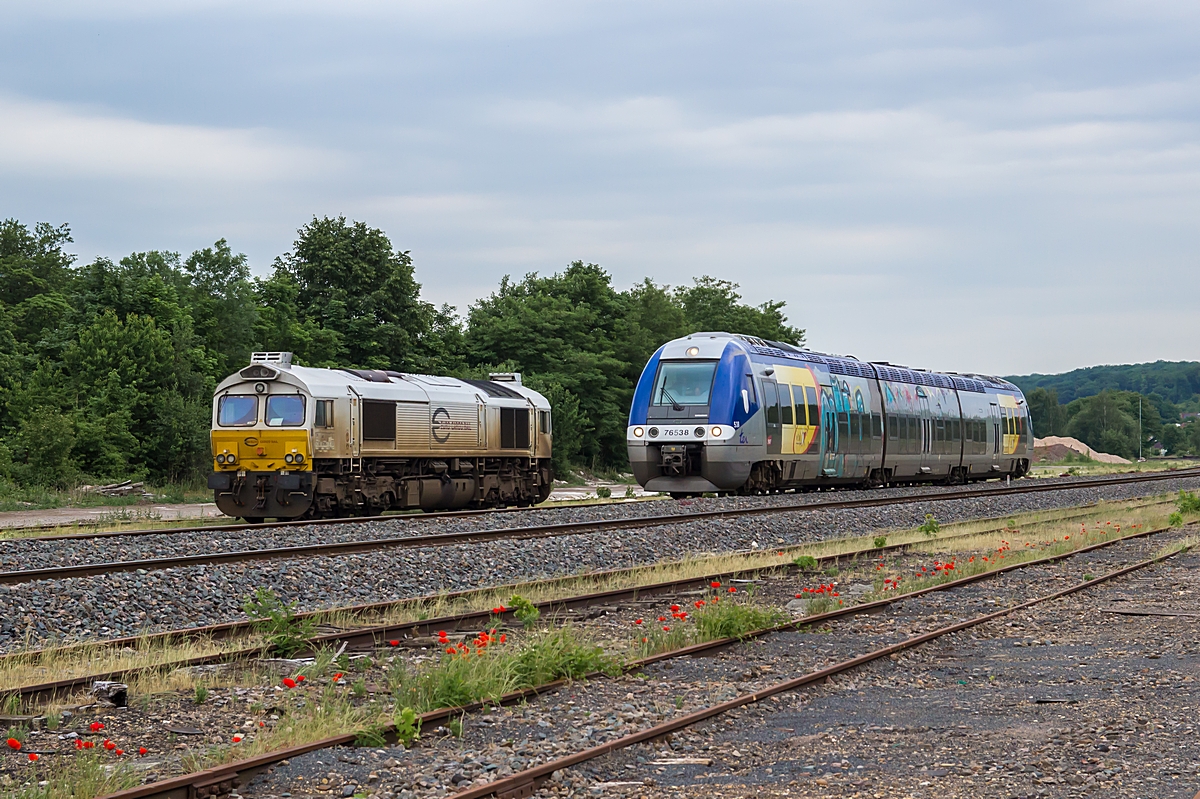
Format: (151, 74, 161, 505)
(209, 354, 553, 520)
(628, 333, 1033, 496)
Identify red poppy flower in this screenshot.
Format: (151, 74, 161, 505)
(82, 741, 94, 749)
(115, 749, 124, 756)
(28, 753, 38, 762)
(75, 740, 84, 750)
(103, 740, 115, 751)
(296, 675, 306, 682)
(662, 626, 670, 632)
(232, 735, 243, 743)
(728, 587, 737, 593)
(657, 616, 667, 622)
(89, 722, 104, 732)
(6, 738, 19, 750)
(333, 672, 344, 681)
(388, 640, 400, 647)
(499, 634, 507, 643)
(634, 619, 643, 625)
(694, 601, 705, 608)
(641, 637, 648, 643)
(670, 604, 680, 611)
(710, 581, 721, 588)
(139, 747, 148, 756)
(795, 593, 802, 598)
(282, 677, 297, 688)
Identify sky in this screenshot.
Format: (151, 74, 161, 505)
(2, 1, 1198, 377)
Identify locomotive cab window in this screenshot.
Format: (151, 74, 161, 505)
(265, 395, 306, 427)
(652, 361, 717, 406)
(218, 395, 258, 427)
(314, 399, 334, 428)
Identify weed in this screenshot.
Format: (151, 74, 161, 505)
(507, 594, 541, 629)
(242, 587, 316, 658)
(793, 555, 818, 571)
(44, 713, 58, 731)
(1083, 573, 1095, 581)
(394, 707, 421, 748)
(1170, 512, 1184, 527)
(1178, 490, 1200, 515)
(802, 595, 837, 615)
(624, 486, 635, 498)
(446, 716, 464, 738)
(351, 679, 367, 698)
(6, 725, 27, 744)
(193, 685, 208, 704)
(1, 693, 20, 715)
(596, 487, 612, 499)
(11, 750, 140, 799)
(354, 723, 388, 748)
(674, 696, 684, 710)
(919, 514, 940, 536)
(824, 566, 839, 577)
(873, 536, 887, 549)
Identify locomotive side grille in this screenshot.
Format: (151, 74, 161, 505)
(396, 402, 430, 449)
(500, 407, 530, 449)
(363, 400, 397, 440)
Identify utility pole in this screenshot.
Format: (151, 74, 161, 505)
(1139, 396, 1143, 460)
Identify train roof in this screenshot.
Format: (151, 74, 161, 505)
(675, 333, 1020, 395)
(214, 353, 549, 408)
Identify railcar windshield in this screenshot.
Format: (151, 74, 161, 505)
(265, 395, 306, 427)
(218, 395, 259, 426)
(652, 361, 717, 407)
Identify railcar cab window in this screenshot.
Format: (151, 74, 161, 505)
(652, 361, 717, 407)
(218, 395, 258, 427)
(265, 395, 306, 427)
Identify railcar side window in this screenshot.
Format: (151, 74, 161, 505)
(265, 395, 306, 427)
(888, 415, 898, 440)
(780, 386, 794, 425)
(218, 395, 258, 426)
(805, 387, 819, 428)
(871, 413, 883, 439)
(764, 382, 779, 424)
(314, 399, 334, 428)
(539, 410, 552, 434)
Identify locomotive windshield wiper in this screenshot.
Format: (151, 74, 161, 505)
(659, 386, 685, 411)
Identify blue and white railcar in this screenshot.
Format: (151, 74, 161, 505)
(627, 333, 1033, 496)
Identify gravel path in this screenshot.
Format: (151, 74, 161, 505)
(2, 477, 1196, 650)
(223, 519, 1198, 799)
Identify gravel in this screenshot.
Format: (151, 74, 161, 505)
(1, 475, 1197, 651)
(225, 520, 1200, 799)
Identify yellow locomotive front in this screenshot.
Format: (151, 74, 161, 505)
(208, 354, 316, 521)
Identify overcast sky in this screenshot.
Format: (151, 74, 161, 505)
(3, 1, 1198, 376)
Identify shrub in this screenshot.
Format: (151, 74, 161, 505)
(873, 536, 887, 549)
(1178, 490, 1200, 515)
(507, 594, 541, 629)
(918, 514, 940, 537)
(793, 555, 818, 571)
(596, 486, 612, 499)
(1169, 512, 1184, 527)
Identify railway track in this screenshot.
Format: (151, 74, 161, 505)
(8, 502, 1143, 703)
(3, 468, 1196, 586)
(78, 519, 1194, 799)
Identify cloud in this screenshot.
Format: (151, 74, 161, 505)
(0, 94, 341, 183)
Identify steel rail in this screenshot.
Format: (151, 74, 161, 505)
(89, 523, 1192, 799)
(3, 468, 1197, 588)
(6, 504, 1164, 702)
(6, 467, 1197, 544)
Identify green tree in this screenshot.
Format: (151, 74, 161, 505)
(1026, 387, 1067, 438)
(184, 239, 259, 379)
(1064, 390, 1139, 459)
(673, 276, 805, 344)
(261, 216, 439, 371)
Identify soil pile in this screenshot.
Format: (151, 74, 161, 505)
(1033, 435, 1131, 465)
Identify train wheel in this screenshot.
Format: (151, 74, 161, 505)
(241, 517, 264, 524)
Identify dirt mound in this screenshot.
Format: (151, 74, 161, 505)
(1033, 436, 1131, 465)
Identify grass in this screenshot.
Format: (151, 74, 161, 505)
(1027, 458, 1196, 479)
(9, 751, 140, 799)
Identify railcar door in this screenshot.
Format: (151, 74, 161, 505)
(988, 401, 1001, 471)
(820, 384, 839, 476)
(763, 379, 782, 455)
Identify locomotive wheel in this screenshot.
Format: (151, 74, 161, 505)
(241, 517, 264, 524)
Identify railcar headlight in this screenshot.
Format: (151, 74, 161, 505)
(285, 453, 295, 464)
(633, 427, 644, 438)
(648, 427, 659, 438)
(686, 346, 700, 357)
(216, 454, 226, 464)
(711, 426, 722, 437)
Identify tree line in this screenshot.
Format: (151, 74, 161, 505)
(0, 216, 803, 488)
(1008, 361, 1200, 407)
(1025, 387, 1200, 460)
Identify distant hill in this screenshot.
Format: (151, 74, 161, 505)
(1006, 361, 1200, 406)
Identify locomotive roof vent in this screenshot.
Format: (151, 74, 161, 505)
(489, 372, 523, 386)
(251, 352, 294, 366)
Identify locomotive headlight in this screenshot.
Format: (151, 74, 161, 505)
(216, 454, 226, 464)
(632, 427, 644, 438)
(285, 453, 295, 464)
(226, 454, 237, 465)
(711, 426, 722, 437)
(294, 453, 304, 464)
